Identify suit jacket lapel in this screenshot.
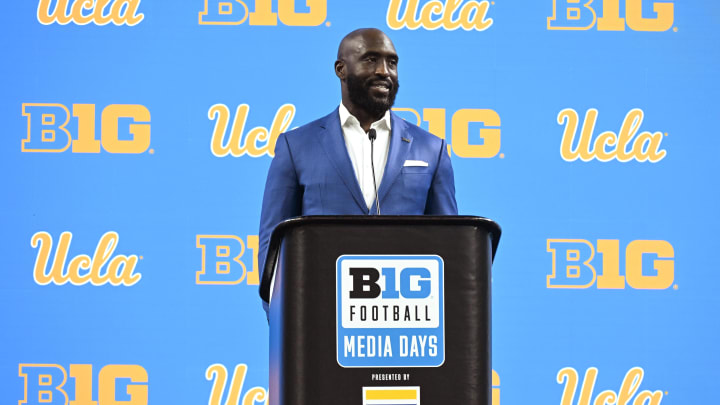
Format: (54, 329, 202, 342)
(377, 112, 412, 206)
(316, 109, 367, 212)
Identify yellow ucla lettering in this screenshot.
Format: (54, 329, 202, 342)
(549, 0, 674, 31)
(21, 103, 151, 154)
(492, 369, 500, 405)
(208, 104, 294, 158)
(386, 0, 493, 31)
(393, 107, 501, 158)
(32, 231, 141, 287)
(558, 108, 666, 163)
(20, 364, 148, 405)
(557, 367, 663, 405)
(200, 0, 326, 26)
(547, 239, 675, 289)
(36, 0, 144, 26)
(196, 235, 260, 285)
(206, 364, 268, 405)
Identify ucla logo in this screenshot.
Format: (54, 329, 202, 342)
(557, 367, 664, 405)
(208, 104, 294, 158)
(493, 370, 500, 405)
(386, 0, 493, 31)
(37, 0, 144, 26)
(22, 103, 151, 154)
(337, 255, 444, 368)
(394, 107, 502, 158)
(558, 108, 667, 163)
(206, 364, 267, 405)
(548, 0, 675, 32)
(199, 0, 327, 26)
(32, 231, 141, 287)
(196, 235, 260, 285)
(547, 239, 674, 289)
(19, 363, 148, 405)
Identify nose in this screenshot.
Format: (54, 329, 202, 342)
(374, 59, 390, 77)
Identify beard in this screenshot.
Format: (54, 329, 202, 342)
(346, 73, 400, 118)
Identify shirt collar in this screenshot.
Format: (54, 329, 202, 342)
(339, 103, 392, 131)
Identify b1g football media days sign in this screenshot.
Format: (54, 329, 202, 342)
(336, 255, 445, 368)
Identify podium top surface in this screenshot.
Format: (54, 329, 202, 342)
(260, 215, 501, 303)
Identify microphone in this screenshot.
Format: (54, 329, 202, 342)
(367, 129, 381, 215)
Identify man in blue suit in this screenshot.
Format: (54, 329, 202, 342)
(258, 28, 457, 311)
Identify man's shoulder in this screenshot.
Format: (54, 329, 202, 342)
(392, 112, 444, 148)
(281, 108, 338, 141)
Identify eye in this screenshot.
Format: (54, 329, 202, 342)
(388, 59, 398, 68)
(364, 56, 377, 63)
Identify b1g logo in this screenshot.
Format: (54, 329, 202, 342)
(548, 0, 675, 32)
(386, 0, 493, 31)
(207, 103, 295, 158)
(19, 364, 148, 405)
(199, 0, 327, 26)
(37, 0, 144, 26)
(394, 107, 502, 158)
(337, 255, 444, 368)
(547, 239, 675, 289)
(196, 235, 260, 285)
(22, 103, 152, 154)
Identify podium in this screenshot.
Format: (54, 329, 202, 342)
(260, 216, 500, 405)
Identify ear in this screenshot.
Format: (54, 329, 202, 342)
(334, 60, 345, 80)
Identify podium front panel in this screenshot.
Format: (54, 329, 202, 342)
(268, 217, 497, 405)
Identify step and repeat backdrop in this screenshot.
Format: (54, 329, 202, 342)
(1, 0, 718, 404)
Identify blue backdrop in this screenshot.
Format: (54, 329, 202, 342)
(2, 0, 718, 404)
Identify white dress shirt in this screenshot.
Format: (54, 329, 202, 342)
(338, 103, 391, 212)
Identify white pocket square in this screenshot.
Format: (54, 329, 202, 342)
(403, 160, 428, 167)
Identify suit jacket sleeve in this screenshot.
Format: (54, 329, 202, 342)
(258, 132, 302, 306)
(424, 139, 458, 215)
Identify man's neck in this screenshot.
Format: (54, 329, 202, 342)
(342, 102, 386, 132)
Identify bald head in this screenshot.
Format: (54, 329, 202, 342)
(337, 28, 395, 60)
(334, 28, 400, 130)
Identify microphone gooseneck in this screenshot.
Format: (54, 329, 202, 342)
(367, 128, 381, 215)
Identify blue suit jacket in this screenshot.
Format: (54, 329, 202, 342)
(258, 108, 457, 306)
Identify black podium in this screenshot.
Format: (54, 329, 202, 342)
(260, 216, 500, 405)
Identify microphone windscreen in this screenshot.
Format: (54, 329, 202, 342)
(368, 128, 377, 141)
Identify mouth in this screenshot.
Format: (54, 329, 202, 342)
(369, 81, 392, 94)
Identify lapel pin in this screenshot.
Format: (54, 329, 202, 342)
(401, 137, 411, 143)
